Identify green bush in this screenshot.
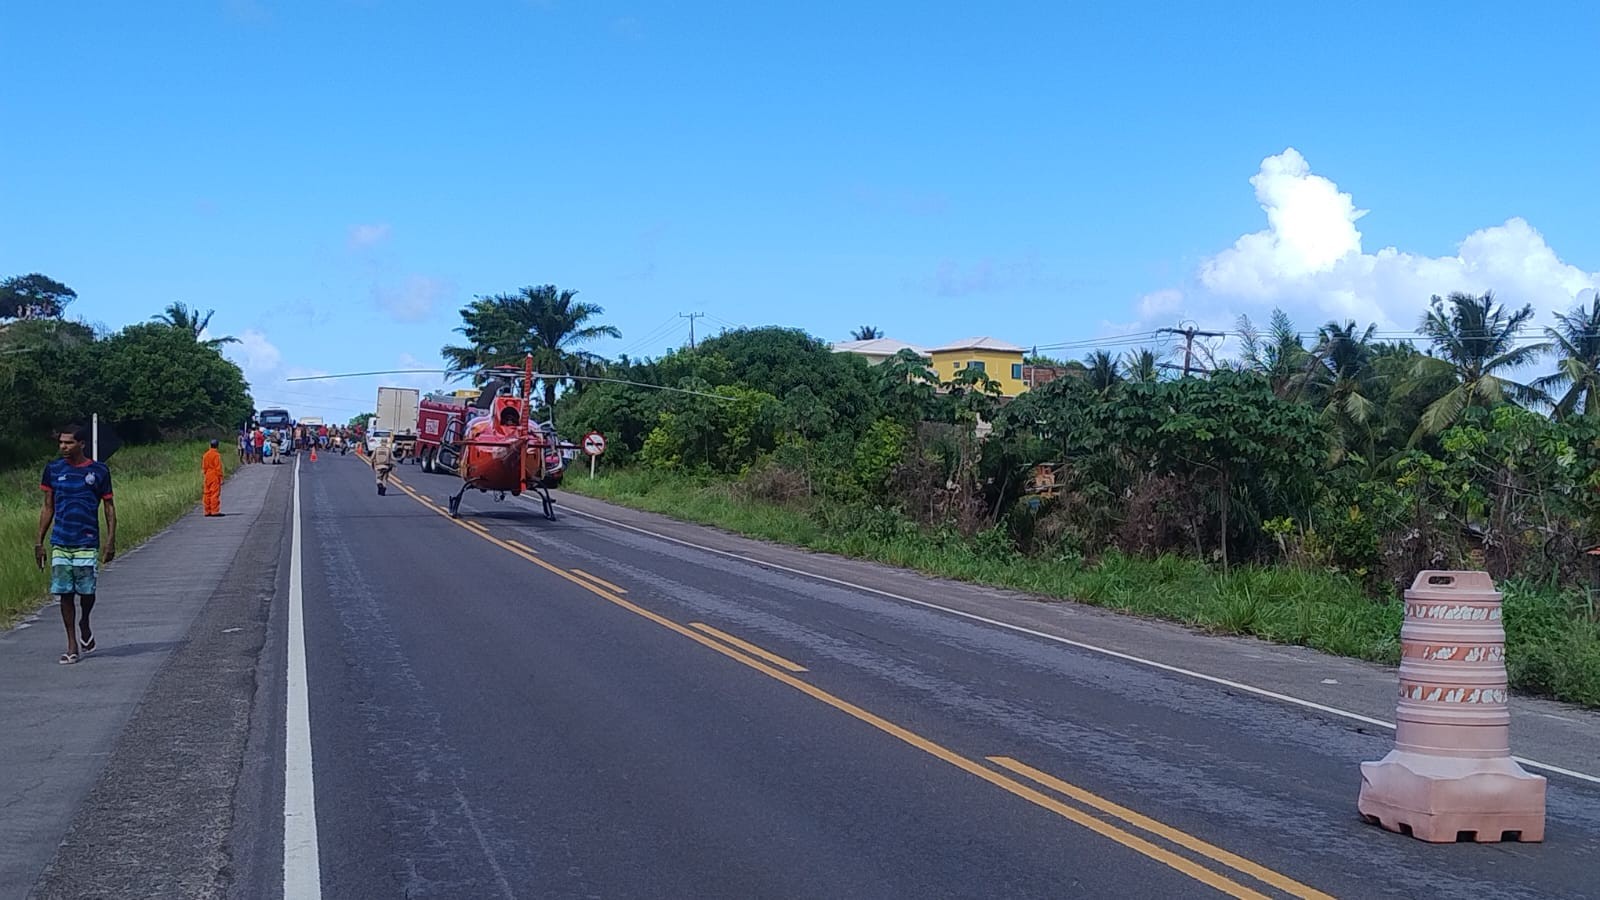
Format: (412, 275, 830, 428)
(851, 418, 908, 495)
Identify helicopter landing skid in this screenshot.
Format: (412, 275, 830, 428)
(532, 484, 556, 521)
(447, 480, 475, 518)
(446, 480, 552, 521)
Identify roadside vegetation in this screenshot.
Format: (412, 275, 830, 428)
(0, 441, 236, 626)
(1, 274, 255, 625)
(428, 285, 1600, 708)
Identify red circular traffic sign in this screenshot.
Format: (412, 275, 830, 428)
(582, 432, 607, 457)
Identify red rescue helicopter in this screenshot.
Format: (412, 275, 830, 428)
(443, 354, 566, 520)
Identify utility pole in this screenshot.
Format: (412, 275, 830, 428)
(1157, 324, 1226, 377)
(679, 312, 705, 350)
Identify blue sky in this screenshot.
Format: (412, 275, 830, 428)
(4, 1, 1597, 421)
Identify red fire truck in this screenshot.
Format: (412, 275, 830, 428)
(415, 394, 475, 474)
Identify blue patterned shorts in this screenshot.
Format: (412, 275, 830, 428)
(50, 546, 99, 596)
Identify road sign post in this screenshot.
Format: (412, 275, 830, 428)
(582, 431, 606, 478)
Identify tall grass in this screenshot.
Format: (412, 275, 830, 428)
(566, 469, 1599, 708)
(1, 441, 232, 626)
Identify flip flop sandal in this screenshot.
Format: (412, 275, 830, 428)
(58, 652, 79, 665)
(79, 637, 96, 655)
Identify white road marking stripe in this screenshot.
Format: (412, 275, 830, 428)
(555, 501, 1600, 787)
(284, 455, 323, 898)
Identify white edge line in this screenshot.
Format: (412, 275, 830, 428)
(553, 501, 1600, 787)
(284, 455, 323, 897)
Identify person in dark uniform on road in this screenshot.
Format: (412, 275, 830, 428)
(35, 424, 116, 665)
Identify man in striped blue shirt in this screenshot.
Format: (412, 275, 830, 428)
(35, 424, 117, 665)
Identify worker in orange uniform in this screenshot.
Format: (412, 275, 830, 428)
(202, 439, 224, 516)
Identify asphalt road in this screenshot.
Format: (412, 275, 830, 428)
(282, 454, 1600, 899)
(10, 452, 1600, 898)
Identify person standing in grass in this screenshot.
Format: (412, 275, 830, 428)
(202, 439, 224, 515)
(34, 424, 116, 665)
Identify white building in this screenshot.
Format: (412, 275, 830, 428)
(829, 337, 929, 365)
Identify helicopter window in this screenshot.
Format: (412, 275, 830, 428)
(499, 406, 521, 426)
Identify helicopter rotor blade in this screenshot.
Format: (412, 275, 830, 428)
(286, 369, 453, 381)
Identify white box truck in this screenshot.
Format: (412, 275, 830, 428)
(374, 387, 420, 458)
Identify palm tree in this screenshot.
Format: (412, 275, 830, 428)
(1365, 341, 1447, 455)
(850, 325, 884, 341)
(1122, 348, 1161, 384)
(1236, 309, 1310, 397)
(1408, 291, 1550, 439)
(1303, 320, 1377, 460)
(1534, 297, 1600, 419)
(440, 285, 620, 418)
(1083, 350, 1123, 394)
(153, 302, 237, 348)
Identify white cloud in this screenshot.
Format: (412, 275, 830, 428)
(226, 332, 337, 416)
(348, 222, 392, 250)
(1137, 288, 1185, 321)
(1188, 148, 1599, 330)
(372, 275, 450, 323)
(224, 329, 283, 392)
(221, 330, 396, 421)
(1201, 148, 1364, 295)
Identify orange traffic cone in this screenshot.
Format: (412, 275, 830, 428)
(309, 448, 318, 462)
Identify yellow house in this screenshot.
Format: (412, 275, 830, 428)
(929, 337, 1028, 397)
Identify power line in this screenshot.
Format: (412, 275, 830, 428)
(1158, 325, 1228, 377)
(615, 313, 682, 354)
(1031, 330, 1166, 352)
(615, 314, 686, 358)
(679, 312, 705, 350)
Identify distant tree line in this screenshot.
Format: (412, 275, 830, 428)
(442, 284, 1600, 594)
(0, 273, 254, 468)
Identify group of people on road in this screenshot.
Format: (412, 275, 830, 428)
(292, 423, 359, 454)
(237, 426, 293, 465)
(235, 423, 366, 466)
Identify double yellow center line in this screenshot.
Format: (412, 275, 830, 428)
(386, 476, 1333, 899)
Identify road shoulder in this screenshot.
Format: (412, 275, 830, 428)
(0, 462, 291, 899)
